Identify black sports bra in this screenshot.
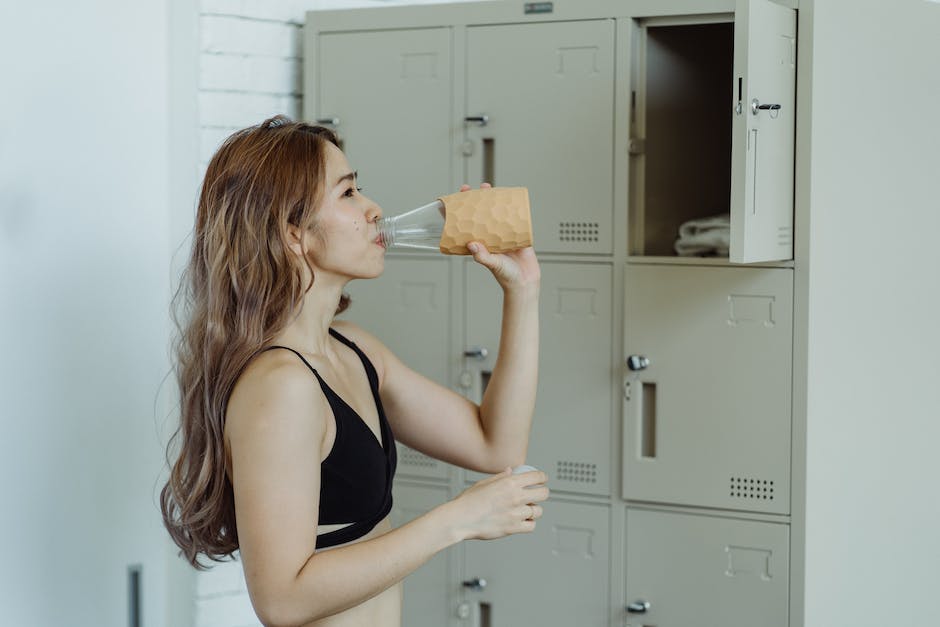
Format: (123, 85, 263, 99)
(263, 328, 397, 549)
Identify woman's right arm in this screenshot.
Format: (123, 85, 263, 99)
(225, 357, 548, 627)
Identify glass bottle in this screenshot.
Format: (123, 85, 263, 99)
(376, 187, 532, 255)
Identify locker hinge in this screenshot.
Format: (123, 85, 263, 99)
(628, 138, 645, 155)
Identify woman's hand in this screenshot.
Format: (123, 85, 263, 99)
(442, 468, 550, 541)
(460, 183, 541, 293)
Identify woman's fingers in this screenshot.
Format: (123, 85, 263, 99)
(466, 241, 505, 275)
(515, 470, 548, 488)
(459, 182, 492, 192)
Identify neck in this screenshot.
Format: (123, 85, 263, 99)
(274, 274, 348, 356)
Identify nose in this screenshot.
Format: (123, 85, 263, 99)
(365, 198, 383, 223)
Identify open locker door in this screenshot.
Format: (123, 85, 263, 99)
(730, 0, 797, 263)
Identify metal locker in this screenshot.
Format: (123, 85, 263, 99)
(622, 264, 792, 514)
(465, 20, 615, 254)
(627, 0, 796, 263)
(625, 508, 789, 627)
(316, 28, 453, 215)
(462, 499, 610, 627)
(464, 261, 612, 496)
(340, 255, 454, 481)
(391, 482, 458, 627)
(730, 0, 797, 263)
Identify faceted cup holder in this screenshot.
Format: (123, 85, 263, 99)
(437, 187, 533, 255)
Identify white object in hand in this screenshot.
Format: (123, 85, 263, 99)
(511, 464, 539, 475)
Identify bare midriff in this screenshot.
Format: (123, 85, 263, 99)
(300, 516, 401, 627)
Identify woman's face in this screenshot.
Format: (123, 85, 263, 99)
(304, 142, 386, 281)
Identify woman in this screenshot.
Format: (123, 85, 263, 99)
(161, 115, 547, 627)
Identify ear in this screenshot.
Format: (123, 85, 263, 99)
(285, 224, 306, 257)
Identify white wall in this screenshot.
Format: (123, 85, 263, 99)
(0, 1, 194, 626)
(802, 1, 940, 625)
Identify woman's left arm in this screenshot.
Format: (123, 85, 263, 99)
(339, 225, 539, 474)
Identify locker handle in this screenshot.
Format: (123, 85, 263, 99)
(482, 137, 495, 185)
(462, 577, 487, 590)
(750, 98, 782, 117)
(625, 379, 657, 459)
(464, 115, 489, 126)
(315, 117, 340, 126)
(464, 347, 489, 360)
(626, 600, 651, 614)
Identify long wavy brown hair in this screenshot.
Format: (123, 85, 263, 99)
(161, 115, 348, 568)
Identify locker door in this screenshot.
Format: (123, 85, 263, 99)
(318, 28, 452, 215)
(339, 256, 453, 481)
(625, 508, 789, 627)
(392, 482, 458, 627)
(465, 261, 612, 495)
(466, 21, 615, 254)
(462, 499, 610, 626)
(729, 0, 797, 263)
(622, 264, 792, 514)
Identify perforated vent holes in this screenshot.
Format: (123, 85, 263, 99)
(730, 477, 775, 500)
(557, 461, 598, 483)
(559, 221, 600, 243)
(400, 447, 438, 468)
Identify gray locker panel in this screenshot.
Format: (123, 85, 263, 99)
(318, 28, 452, 216)
(622, 264, 792, 513)
(339, 256, 453, 481)
(625, 508, 789, 627)
(391, 482, 457, 627)
(463, 499, 611, 627)
(465, 261, 612, 496)
(729, 0, 797, 263)
(466, 20, 615, 254)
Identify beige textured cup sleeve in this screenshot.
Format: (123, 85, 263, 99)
(437, 187, 533, 255)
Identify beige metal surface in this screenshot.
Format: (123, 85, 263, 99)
(465, 20, 615, 254)
(730, 0, 797, 262)
(622, 264, 792, 514)
(317, 28, 452, 217)
(465, 261, 614, 496)
(626, 508, 789, 626)
(463, 499, 612, 626)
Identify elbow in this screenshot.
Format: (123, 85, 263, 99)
(254, 606, 297, 627)
(481, 448, 528, 474)
(253, 595, 321, 627)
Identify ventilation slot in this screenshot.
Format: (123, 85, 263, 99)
(730, 477, 775, 500)
(557, 460, 598, 483)
(400, 447, 438, 468)
(559, 222, 600, 242)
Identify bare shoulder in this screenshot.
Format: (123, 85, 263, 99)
(331, 319, 394, 384)
(225, 348, 330, 447)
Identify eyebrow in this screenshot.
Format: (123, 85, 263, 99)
(334, 170, 358, 187)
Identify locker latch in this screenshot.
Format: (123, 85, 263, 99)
(750, 98, 782, 118)
(626, 600, 651, 614)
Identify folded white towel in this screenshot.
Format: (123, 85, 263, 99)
(675, 213, 730, 256)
